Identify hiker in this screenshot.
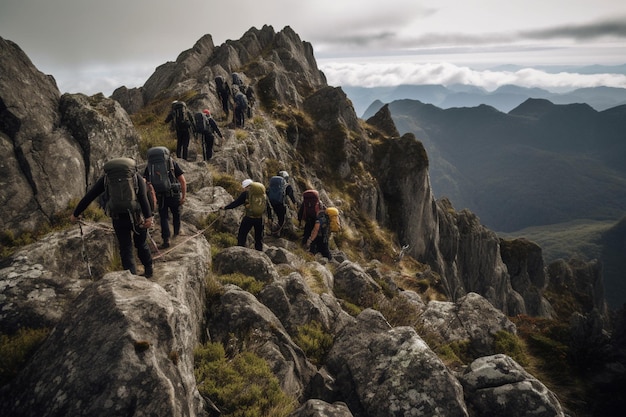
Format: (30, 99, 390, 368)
(70, 157, 154, 278)
(233, 89, 248, 128)
(305, 201, 332, 259)
(215, 76, 231, 120)
(197, 109, 223, 161)
(221, 178, 272, 251)
(298, 189, 321, 247)
(144, 147, 187, 249)
(267, 171, 296, 236)
(164, 100, 194, 160)
(245, 85, 256, 119)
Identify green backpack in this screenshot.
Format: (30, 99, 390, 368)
(103, 158, 140, 216)
(246, 182, 266, 218)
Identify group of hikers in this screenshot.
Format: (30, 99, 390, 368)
(70, 72, 340, 279)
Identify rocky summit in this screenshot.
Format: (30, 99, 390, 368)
(0, 26, 624, 417)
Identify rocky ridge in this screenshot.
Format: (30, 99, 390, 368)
(0, 26, 619, 416)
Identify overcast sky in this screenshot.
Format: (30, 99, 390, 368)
(2, 0, 626, 96)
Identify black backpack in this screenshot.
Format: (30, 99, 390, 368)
(268, 176, 286, 204)
(194, 112, 208, 134)
(172, 101, 190, 130)
(234, 92, 248, 110)
(146, 147, 180, 196)
(103, 158, 140, 216)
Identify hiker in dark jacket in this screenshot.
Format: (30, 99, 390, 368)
(267, 171, 296, 236)
(70, 170, 154, 278)
(233, 88, 248, 128)
(215, 76, 231, 120)
(306, 202, 331, 259)
(199, 109, 223, 160)
(143, 160, 186, 249)
(164, 101, 194, 160)
(221, 179, 272, 251)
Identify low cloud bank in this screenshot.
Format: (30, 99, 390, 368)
(319, 61, 626, 92)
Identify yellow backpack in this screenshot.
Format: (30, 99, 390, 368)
(326, 207, 341, 233)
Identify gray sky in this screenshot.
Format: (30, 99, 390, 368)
(2, 0, 626, 95)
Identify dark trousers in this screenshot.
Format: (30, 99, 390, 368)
(112, 214, 152, 275)
(219, 95, 229, 116)
(235, 108, 245, 128)
(301, 218, 316, 245)
(201, 133, 215, 160)
(176, 129, 190, 160)
(158, 194, 181, 242)
(237, 216, 264, 251)
(310, 235, 331, 259)
(270, 201, 287, 229)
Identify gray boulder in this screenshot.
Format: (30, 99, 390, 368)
(326, 309, 469, 417)
(418, 292, 517, 357)
(0, 271, 208, 417)
(460, 354, 565, 417)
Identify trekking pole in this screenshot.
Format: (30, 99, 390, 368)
(153, 209, 223, 260)
(78, 220, 93, 278)
(146, 228, 161, 256)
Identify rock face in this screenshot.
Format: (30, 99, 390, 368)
(2, 25, 610, 416)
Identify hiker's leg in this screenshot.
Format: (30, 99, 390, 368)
(181, 133, 190, 160)
(176, 134, 184, 159)
(237, 217, 253, 247)
(276, 203, 286, 227)
(133, 227, 153, 274)
(113, 216, 137, 274)
(169, 197, 181, 236)
(206, 135, 214, 159)
(159, 199, 170, 242)
(253, 218, 263, 251)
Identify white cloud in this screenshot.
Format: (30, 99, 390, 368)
(319, 60, 626, 92)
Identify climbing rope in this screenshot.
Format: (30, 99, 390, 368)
(78, 220, 92, 278)
(152, 211, 222, 260)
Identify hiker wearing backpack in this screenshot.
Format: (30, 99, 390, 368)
(221, 178, 272, 251)
(195, 109, 223, 161)
(144, 147, 187, 249)
(267, 171, 296, 236)
(244, 85, 255, 119)
(305, 201, 331, 260)
(298, 189, 321, 247)
(215, 76, 231, 120)
(233, 89, 248, 128)
(70, 158, 154, 278)
(164, 100, 194, 160)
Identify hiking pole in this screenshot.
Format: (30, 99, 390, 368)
(78, 220, 93, 278)
(153, 209, 223, 260)
(146, 228, 161, 256)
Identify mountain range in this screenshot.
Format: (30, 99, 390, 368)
(345, 83, 626, 118)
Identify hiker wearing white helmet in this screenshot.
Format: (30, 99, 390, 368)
(221, 179, 273, 251)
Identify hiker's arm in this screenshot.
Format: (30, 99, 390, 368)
(223, 192, 246, 210)
(178, 174, 187, 205)
(71, 176, 105, 221)
(286, 185, 296, 204)
(136, 174, 153, 227)
(307, 222, 320, 246)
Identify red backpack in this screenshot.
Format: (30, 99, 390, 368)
(301, 190, 320, 221)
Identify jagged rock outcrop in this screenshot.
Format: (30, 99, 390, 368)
(500, 238, 555, 318)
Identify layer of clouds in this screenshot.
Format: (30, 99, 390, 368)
(1, 0, 625, 95)
(319, 61, 626, 92)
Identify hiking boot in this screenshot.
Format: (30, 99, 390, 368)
(143, 268, 153, 279)
(159, 240, 170, 249)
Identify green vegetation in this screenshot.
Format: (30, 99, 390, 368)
(293, 321, 333, 365)
(217, 273, 263, 295)
(493, 330, 528, 366)
(0, 327, 50, 386)
(194, 341, 296, 417)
